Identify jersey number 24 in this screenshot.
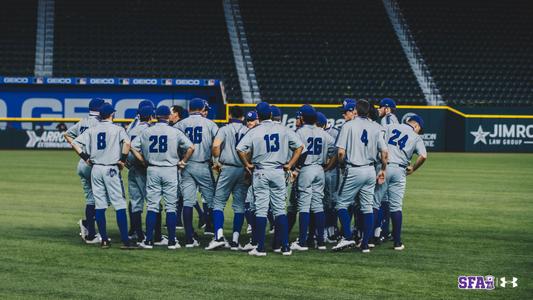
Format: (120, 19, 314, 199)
(388, 129, 408, 150)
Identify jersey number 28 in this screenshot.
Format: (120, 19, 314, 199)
(149, 135, 168, 153)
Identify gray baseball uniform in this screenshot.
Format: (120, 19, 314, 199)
(127, 122, 150, 213)
(381, 113, 399, 126)
(174, 113, 218, 207)
(73, 120, 130, 210)
(236, 120, 303, 217)
(323, 126, 340, 211)
(372, 121, 388, 209)
(213, 121, 248, 214)
(132, 122, 193, 213)
(335, 117, 386, 214)
(65, 114, 100, 205)
(296, 125, 335, 213)
(384, 123, 427, 212)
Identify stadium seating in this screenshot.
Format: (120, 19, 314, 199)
(239, 0, 425, 104)
(398, 0, 532, 106)
(53, 0, 241, 100)
(0, 0, 37, 76)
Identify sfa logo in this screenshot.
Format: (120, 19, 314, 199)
(457, 275, 495, 290)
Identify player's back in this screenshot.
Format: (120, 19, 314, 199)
(66, 115, 100, 138)
(127, 122, 150, 167)
(218, 122, 246, 166)
(82, 121, 128, 165)
(385, 123, 426, 166)
(297, 125, 334, 166)
(138, 122, 188, 167)
(175, 113, 218, 162)
(337, 117, 384, 166)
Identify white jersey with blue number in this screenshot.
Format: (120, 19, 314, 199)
(66, 114, 100, 139)
(215, 121, 247, 166)
(236, 120, 303, 169)
(132, 122, 193, 167)
(296, 124, 335, 166)
(174, 113, 218, 163)
(385, 123, 427, 166)
(73, 120, 130, 165)
(336, 117, 386, 166)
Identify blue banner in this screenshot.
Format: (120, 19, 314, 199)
(0, 76, 221, 87)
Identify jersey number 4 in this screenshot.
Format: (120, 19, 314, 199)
(388, 129, 408, 150)
(149, 135, 168, 153)
(185, 127, 202, 144)
(263, 134, 280, 153)
(306, 137, 323, 155)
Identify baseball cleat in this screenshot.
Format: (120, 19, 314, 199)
(332, 238, 356, 252)
(273, 248, 281, 253)
(290, 241, 309, 251)
(241, 241, 257, 251)
(100, 239, 111, 249)
(368, 242, 376, 248)
(205, 237, 226, 250)
(198, 218, 206, 229)
(361, 245, 371, 253)
(84, 235, 101, 244)
(139, 240, 154, 249)
(394, 243, 405, 251)
(185, 239, 200, 248)
(248, 248, 267, 257)
(246, 224, 252, 234)
(78, 219, 88, 239)
(154, 236, 169, 246)
(317, 242, 327, 251)
(176, 226, 184, 230)
(281, 245, 292, 256)
(229, 241, 242, 251)
(168, 241, 181, 250)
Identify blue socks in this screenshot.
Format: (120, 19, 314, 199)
(275, 214, 289, 248)
(249, 212, 257, 244)
(391, 211, 402, 245)
(362, 212, 374, 248)
(244, 203, 253, 226)
(381, 201, 390, 236)
(314, 211, 325, 243)
(183, 206, 194, 243)
(255, 216, 267, 251)
(131, 211, 143, 240)
(116, 209, 129, 244)
(85, 204, 96, 238)
(287, 211, 297, 234)
(337, 208, 352, 240)
(233, 213, 244, 237)
(176, 198, 183, 227)
(213, 209, 224, 239)
(95, 209, 107, 241)
(298, 212, 310, 246)
(145, 210, 157, 242)
(166, 212, 177, 244)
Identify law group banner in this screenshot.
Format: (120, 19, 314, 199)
(466, 118, 533, 152)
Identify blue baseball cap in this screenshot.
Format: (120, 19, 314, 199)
(246, 110, 258, 121)
(316, 112, 328, 127)
(181, 108, 189, 119)
(256, 102, 271, 119)
(407, 114, 424, 129)
(89, 98, 105, 111)
(189, 98, 207, 111)
(203, 99, 211, 110)
(271, 105, 282, 118)
(138, 100, 154, 110)
(379, 98, 396, 109)
(299, 104, 316, 118)
(138, 106, 154, 118)
(156, 105, 171, 117)
(295, 110, 302, 118)
(342, 98, 356, 112)
(99, 103, 115, 118)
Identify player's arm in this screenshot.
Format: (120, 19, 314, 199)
(63, 122, 79, 145)
(377, 132, 388, 181)
(237, 150, 254, 173)
(285, 145, 303, 171)
(72, 132, 91, 165)
(177, 130, 195, 169)
(324, 154, 337, 172)
(323, 134, 337, 171)
(335, 125, 348, 167)
(407, 138, 427, 175)
(117, 129, 131, 170)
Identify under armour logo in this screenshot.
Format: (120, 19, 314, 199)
(500, 277, 518, 288)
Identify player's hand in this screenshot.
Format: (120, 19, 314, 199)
(178, 160, 187, 169)
(212, 162, 222, 173)
(84, 159, 93, 166)
(376, 170, 385, 184)
(406, 166, 414, 175)
(283, 164, 293, 172)
(117, 161, 125, 171)
(245, 163, 254, 175)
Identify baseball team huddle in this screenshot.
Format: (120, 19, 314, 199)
(64, 96, 427, 256)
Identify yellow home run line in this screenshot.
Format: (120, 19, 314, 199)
(0, 105, 531, 123)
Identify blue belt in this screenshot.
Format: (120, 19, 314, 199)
(347, 162, 374, 168)
(388, 162, 408, 169)
(222, 163, 243, 168)
(255, 165, 283, 170)
(93, 163, 118, 166)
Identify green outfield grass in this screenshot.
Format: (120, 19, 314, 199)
(0, 150, 532, 299)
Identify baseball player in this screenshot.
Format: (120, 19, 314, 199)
(206, 106, 248, 250)
(377, 98, 398, 239)
(125, 105, 154, 242)
(242, 111, 259, 250)
(333, 100, 388, 253)
(287, 110, 304, 235)
(174, 98, 218, 246)
(64, 98, 104, 243)
(291, 105, 336, 251)
(316, 111, 341, 243)
(71, 103, 134, 249)
(384, 114, 427, 250)
(237, 102, 304, 256)
(271, 105, 282, 123)
(131, 106, 195, 250)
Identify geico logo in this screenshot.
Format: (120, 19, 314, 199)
(4, 77, 29, 83)
(47, 78, 72, 84)
(132, 79, 158, 85)
(90, 78, 115, 84)
(175, 79, 200, 85)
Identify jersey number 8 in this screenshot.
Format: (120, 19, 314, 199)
(97, 132, 106, 150)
